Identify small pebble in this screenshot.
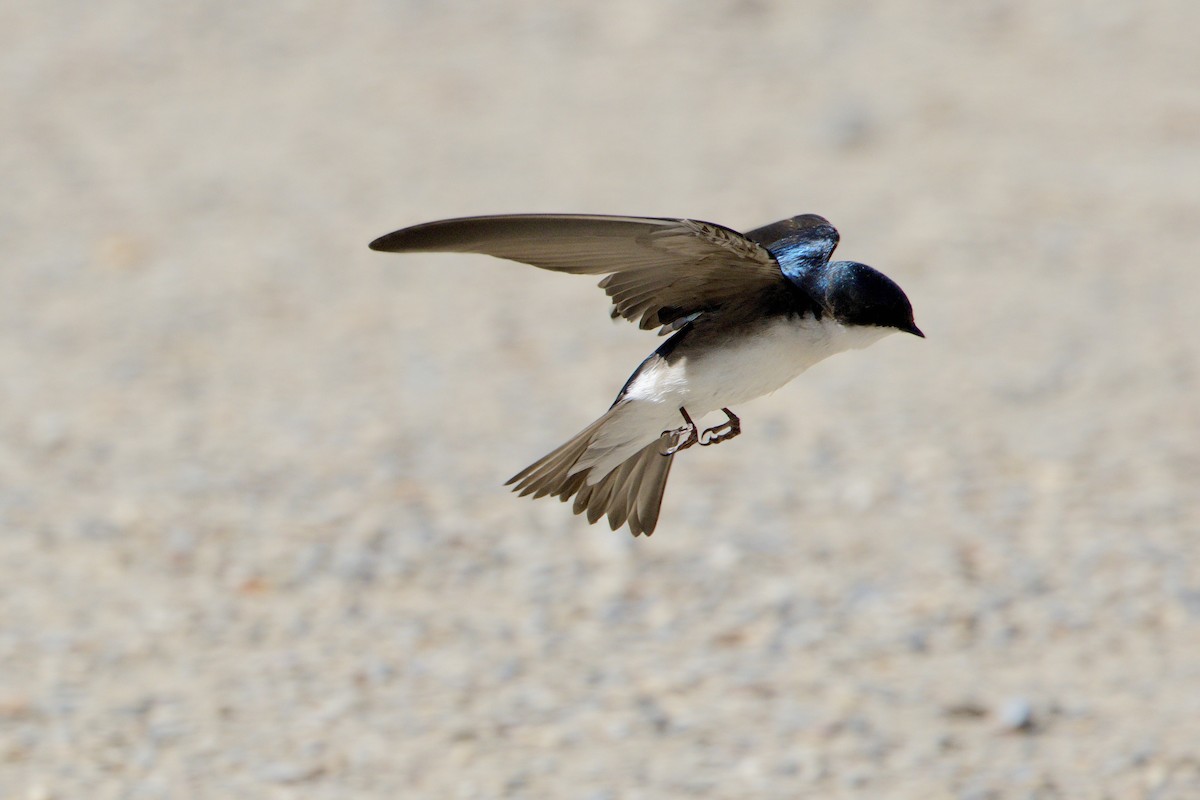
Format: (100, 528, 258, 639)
(259, 762, 324, 784)
(998, 697, 1036, 733)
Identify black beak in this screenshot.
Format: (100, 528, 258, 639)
(901, 321, 925, 338)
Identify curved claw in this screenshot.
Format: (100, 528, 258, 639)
(660, 407, 700, 455)
(698, 408, 741, 447)
(660, 425, 698, 455)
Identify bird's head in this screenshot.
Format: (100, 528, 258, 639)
(819, 261, 923, 338)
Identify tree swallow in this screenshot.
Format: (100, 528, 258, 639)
(370, 213, 922, 536)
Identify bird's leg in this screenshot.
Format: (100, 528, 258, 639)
(660, 407, 700, 455)
(699, 408, 741, 446)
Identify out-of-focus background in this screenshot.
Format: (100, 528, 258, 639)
(2, 2, 1198, 797)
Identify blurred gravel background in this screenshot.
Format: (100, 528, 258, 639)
(2, 2, 1199, 798)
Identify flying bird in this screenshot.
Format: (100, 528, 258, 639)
(370, 213, 922, 536)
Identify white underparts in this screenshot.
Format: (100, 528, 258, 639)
(574, 317, 895, 483)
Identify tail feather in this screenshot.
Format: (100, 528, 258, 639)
(507, 412, 611, 496)
(605, 446, 652, 529)
(507, 408, 675, 536)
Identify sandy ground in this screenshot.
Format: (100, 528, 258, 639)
(2, 2, 1199, 798)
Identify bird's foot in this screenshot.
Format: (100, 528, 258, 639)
(699, 408, 741, 447)
(661, 424, 698, 455)
(660, 407, 700, 455)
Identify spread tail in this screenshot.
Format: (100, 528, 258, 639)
(506, 406, 674, 536)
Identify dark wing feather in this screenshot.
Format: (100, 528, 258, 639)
(369, 214, 785, 331)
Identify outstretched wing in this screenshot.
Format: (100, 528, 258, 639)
(369, 214, 791, 332)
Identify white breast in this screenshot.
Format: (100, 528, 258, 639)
(577, 317, 893, 482)
(623, 316, 893, 418)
